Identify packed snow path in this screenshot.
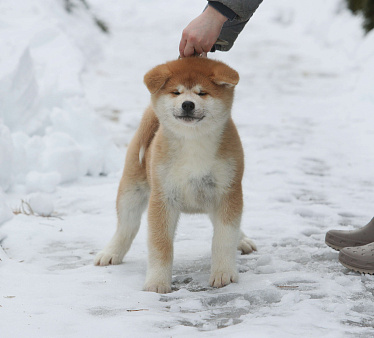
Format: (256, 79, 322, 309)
(1, 0, 374, 336)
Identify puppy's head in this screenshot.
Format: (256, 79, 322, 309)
(144, 57, 239, 137)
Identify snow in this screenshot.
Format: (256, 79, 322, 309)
(1, 0, 374, 336)
(0, 0, 122, 193)
(27, 193, 55, 217)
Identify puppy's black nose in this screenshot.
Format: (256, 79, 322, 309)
(182, 101, 195, 113)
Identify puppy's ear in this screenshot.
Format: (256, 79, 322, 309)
(144, 64, 171, 94)
(211, 63, 239, 87)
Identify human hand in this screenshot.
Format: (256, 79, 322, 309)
(179, 5, 227, 58)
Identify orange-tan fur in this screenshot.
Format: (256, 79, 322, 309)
(94, 57, 256, 293)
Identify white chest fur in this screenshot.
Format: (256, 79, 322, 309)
(156, 134, 235, 213)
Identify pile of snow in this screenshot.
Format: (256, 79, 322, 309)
(0, 1, 122, 215)
(27, 193, 55, 217)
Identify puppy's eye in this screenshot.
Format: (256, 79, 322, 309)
(198, 92, 207, 96)
(172, 91, 180, 95)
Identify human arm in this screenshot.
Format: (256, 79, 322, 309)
(179, 0, 263, 57)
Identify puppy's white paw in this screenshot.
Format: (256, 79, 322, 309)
(209, 270, 238, 288)
(94, 250, 123, 266)
(143, 282, 172, 294)
(237, 236, 257, 255)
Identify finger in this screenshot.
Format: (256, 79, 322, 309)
(202, 41, 215, 54)
(183, 41, 196, 57)
(193, 45, 204, 55)
(179, 37, 187, 58)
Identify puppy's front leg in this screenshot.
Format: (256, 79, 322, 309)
(209, 190, 242, 288)
(144, 193, 179, 294)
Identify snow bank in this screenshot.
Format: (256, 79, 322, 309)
(0, 0, 122, 201)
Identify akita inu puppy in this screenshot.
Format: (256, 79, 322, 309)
(94, 57, 256, 293)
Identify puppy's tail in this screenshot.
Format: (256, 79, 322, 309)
(136, 106, 159, 166)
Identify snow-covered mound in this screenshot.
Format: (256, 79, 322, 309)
(0, 1, 121, 198)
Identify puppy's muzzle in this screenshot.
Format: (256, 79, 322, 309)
(175, 101, 204, 122)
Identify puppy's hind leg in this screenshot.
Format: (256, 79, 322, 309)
(237, 230, 257, 254)
(94, 178, 149, 266)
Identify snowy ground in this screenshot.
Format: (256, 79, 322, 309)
(1, 0, 374, 336)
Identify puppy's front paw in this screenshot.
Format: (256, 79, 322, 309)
(237, 236, 257, 255)
(209, 270, 238, 288)
(94, 250, 123, 266)
(143, 282, 172, 294)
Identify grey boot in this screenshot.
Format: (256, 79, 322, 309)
(339, 243, 374, 275)
(325, 217, 374, 251)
